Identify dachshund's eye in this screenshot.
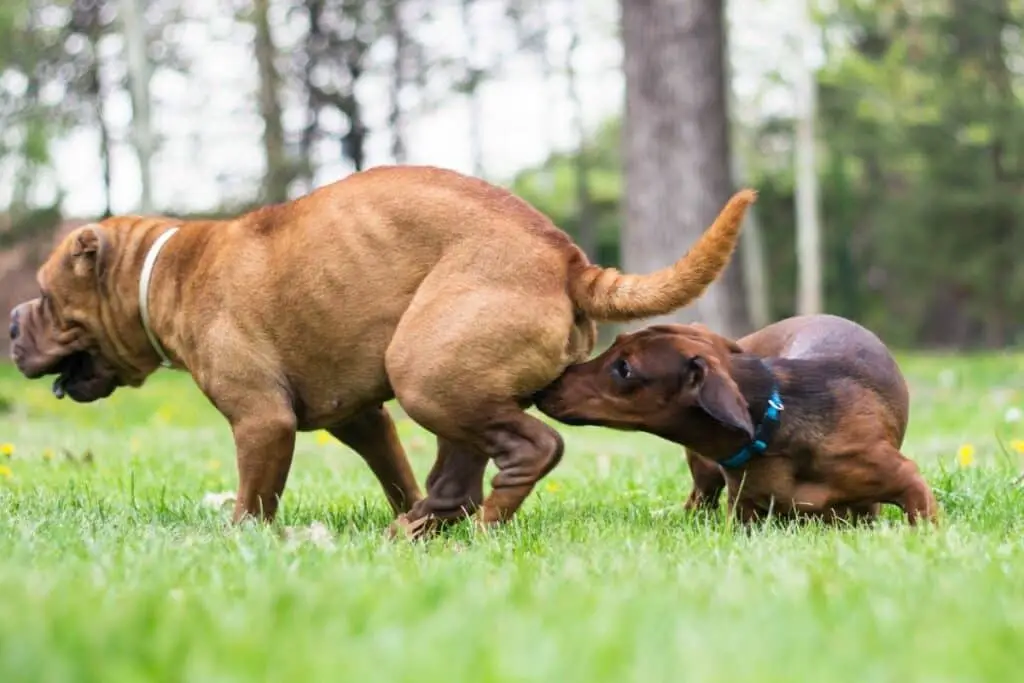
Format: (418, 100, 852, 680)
(610, 358, 634, 381)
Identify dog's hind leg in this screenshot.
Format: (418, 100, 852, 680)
(886, 454, 939, 526)
(384, 256, 574, 539)
(388, 396, 565, 539)
(683, 448, 726, 511)
(391, 437, 489, 538)
(328, 405, 423, 515)
(855, 445, 938, 526)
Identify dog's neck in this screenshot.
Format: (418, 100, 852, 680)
(669, 354, 802, 464)
(138, 227, 179, 368)
(109, 222, 208, 377)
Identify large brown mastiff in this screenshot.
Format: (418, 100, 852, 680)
(9, 165, 756, 538)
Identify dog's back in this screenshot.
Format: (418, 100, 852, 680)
(738, 314, 910, 445)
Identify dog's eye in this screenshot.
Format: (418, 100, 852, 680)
(611, 358, 634, 381)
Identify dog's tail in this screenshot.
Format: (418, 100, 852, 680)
(567, 189, 757, 322)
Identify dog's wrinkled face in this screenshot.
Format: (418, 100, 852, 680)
(535, 324, 755, 440)
(9, 225, 123, 403)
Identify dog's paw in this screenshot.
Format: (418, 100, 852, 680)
(386, 512, 438, 542)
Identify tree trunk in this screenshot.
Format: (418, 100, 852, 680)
(85, 8, 113, 219)
(461, 0, 484, 176)
(388, 0, 407, 163)
(566, 24, 597, 261)
(620, 0, 749, 337)
(794, 0, 822, 315)
(733, 141, 771, 329)
(119, 0, 154, 213)
(253, 0, 290, 203)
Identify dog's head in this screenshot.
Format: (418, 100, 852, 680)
(535, 323, 755, 440)
(9, 223, 139, 403)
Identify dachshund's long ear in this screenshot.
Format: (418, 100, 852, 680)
(69, 224, 110, 280)
(683, 356, 754, 439)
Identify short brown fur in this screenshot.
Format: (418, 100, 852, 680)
(535, 313, 939, 526)
(9, 165, 756, 538)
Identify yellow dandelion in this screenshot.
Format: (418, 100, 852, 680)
(41, 449, 54, 462)
(130, 437, 141, 454)
(206, 459, 221, 470)
(0, 465, 12, 479)
(155, 406, 173, 423)
(0, 443, 13, 458)
(957, 443, 975, 467)
(1011, 440, 1024, 455)
(544, 481, 563, 493)
(315, 431, 333, 446)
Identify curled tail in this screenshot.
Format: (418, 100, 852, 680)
(568, 189, 757, 322)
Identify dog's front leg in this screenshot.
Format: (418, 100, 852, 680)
(228, 409, 298, 523)
(683, 449, 726, 511)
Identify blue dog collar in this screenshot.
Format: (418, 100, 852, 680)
(719, 385, 784, 469)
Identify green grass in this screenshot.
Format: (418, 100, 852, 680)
(0, 352, 1023, 683)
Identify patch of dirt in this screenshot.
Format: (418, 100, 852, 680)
(0, 218, 91, 357)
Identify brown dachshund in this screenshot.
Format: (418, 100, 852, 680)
(535, 314, 939, 526)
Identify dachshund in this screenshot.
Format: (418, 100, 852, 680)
(535, 314, 939, 526)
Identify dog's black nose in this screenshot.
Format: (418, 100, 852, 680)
(8, 309, 19, 340)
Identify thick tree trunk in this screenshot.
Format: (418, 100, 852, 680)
(254, 0, 291, 203)
(620, 0, 749, 337)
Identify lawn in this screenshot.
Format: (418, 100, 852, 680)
(0, 352, 1023, 683)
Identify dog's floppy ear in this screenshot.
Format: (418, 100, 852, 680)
(70, 224, 110, 279)
(685, 356, 754, 439)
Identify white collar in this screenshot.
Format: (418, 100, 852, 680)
(138, 227, 179, 368)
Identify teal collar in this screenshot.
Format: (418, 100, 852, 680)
(719, 373, 784, 469)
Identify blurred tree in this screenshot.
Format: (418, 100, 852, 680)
(386, 0, 408, 162)
(0, 0, 57, 216)
(565, 6, 597, 262)
(620, 0, 750, 337)
(119, 0, 154, 213)
(459, 0, 485, 176)
(1, 0, 186, 221)
(794, 0, 822, 315)
(253, 0, 294, 203)
(294, 0, 376, 178)
(803, 0, 1024, 347)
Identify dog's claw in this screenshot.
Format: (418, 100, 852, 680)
(386, 512, 437, 541)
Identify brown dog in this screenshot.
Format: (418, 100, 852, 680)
(535, 313, 939, 525)
(8, 165, 756, 537)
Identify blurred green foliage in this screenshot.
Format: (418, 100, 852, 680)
(513, 0, 1024, 349)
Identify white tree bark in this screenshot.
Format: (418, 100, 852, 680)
(119, 0, 154, 213)
(794, 0, 822, 315)
(733, 143, 771, 329)
(461, 0, 484, 177)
